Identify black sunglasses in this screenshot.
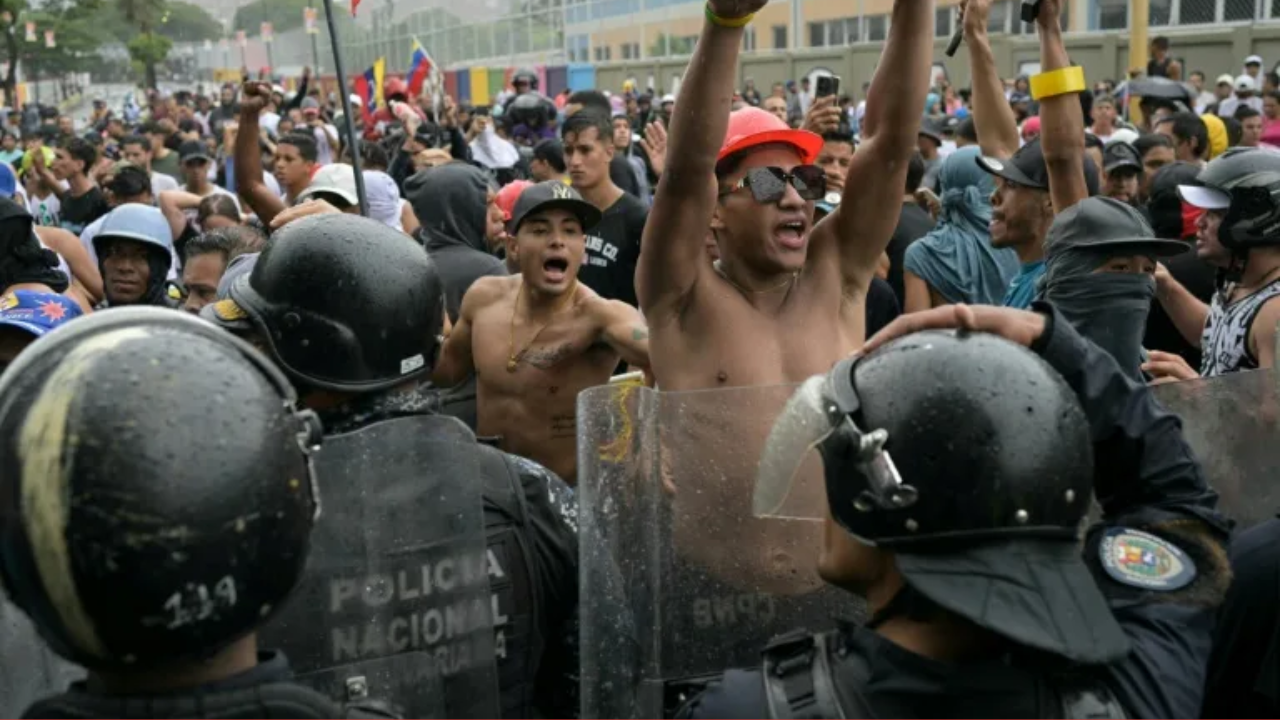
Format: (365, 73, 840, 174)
(720, 165, 826, 204)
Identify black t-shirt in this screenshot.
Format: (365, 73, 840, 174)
(578, 191, 647, 309)
(610, 155, 641, 197)
(886, 203, 936, 306)
(58, 185, 109, 236)
(1143, 250, 1216, 368)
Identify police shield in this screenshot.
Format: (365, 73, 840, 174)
(1153, 368, 1280, 528)
(578, 383, 859, 719)
(260, 415, 499, 718)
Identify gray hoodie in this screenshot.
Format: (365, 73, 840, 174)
(405, 163, 507, 321)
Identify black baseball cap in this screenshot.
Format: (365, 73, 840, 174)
(510, 181, 602, 233)
(1046, 196, 1188, 257)
(918, 119, 944, 145)
(1103, 141, 1142, 175)
(976, 138, 1101, 196)
(179, 140, 211, 165)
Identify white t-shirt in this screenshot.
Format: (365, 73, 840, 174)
(151, 172, 179, 197)
(28, 192, 62, 227)
(312, 124, 339, 166)
(1218, 96, 1264, 119)
(261, 111, 281, 138)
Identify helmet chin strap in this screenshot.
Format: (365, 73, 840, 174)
(1222, 250, 1249, 285)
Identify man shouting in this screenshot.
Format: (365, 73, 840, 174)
(638, 0, 932, 391)
(434, 181, 650, 484)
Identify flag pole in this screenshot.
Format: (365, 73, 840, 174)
(321, 0, 368, 216)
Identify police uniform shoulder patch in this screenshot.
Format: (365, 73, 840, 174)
(212, 298, 247, 321)
(1100, 526, 1197, 591)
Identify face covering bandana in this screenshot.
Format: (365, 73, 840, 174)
(1042, 247, 1155, 382)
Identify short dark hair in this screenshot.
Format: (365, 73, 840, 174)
(183, 225, 263, 264)
(361, 141, 389, 170)
(1134, 132, 1174, 158)
(1084, 133, 1104, 150)
(1155, 112, 1209, 159)
(822, 128, 855, 149)
(533, 138, 566, 172)
(1235, 105, 1262, 121)
(1094, 94, 1116, 108)
(905, 151, 925, 194)
(58, 137, 97, 172)
(140, 120, 167, 136)
(1223, 116, 1244, 146)
(107, 165, 151, 199)
(277, 132, 318, 163)
(1190, 70, 1206, 81)
(567, 90, 611, 114)
(196, 194, 242, 227)
(561, 110, 612, 148)
(1152, 36, 1170, 51)
(955, 117, 978, 143)
(120, 134, 149, 152)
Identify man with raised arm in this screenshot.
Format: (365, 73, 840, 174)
(637, 0, 933, 391)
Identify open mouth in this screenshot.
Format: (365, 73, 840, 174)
(776, 221, 807, 250)
(543, 257, 570, 282)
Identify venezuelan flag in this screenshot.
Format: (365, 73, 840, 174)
(408, 39, 433, 97)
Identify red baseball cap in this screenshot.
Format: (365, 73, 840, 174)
(495, 180, 534, 223)
(717, 106, 823, 165)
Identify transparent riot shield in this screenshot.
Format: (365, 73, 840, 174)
(578, 383, 859, 719)
(1153, 368, 1280, 528)
(260, 415, 499, 718)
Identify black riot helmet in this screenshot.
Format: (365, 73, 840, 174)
(506, 92, 557, 130)
(761, 329, 1128, 664)
(0, 307, 322, 671)
(225, 214, 446, 393)
(1180, 147, 1280, 250)
(512, 68, 538, 92)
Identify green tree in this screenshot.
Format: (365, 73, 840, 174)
(155, 1, 221, 43)
(0, 0, 103, 107)
(119, 0, 167, 89)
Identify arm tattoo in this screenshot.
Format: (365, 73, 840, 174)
(631, 326, 649, 341)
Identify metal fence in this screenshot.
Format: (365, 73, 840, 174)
(179, 0, 1280, 78)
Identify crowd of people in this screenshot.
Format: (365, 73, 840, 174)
(0, 0, 1279, 717)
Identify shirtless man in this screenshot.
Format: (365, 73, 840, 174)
(638, 0, 931, 391)
(434, 181, 650, 484)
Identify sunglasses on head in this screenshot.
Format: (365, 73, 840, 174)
(720, 165, 826, 204)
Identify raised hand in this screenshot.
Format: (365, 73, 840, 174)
(639, 119, 668, 176)
(239, 82, 272, 116)
(961, 0, 994, 36)
(1143, 350, 1200, 385)
(707, 0, 766, 21)
(802, 95, 842, 135)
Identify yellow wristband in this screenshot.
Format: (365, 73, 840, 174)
(1030, 66, 1086, 101)
(705, 3, 754, 28)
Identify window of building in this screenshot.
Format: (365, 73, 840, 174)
(630, 42, 641, 58)
(773, 24, 787, 49)
(867, 14, 888, 41)
(1149, 0, 1172, 25)
(987, 1, 1009, 32)
(808, 21, 826, 47)
(832, 17, 860, 44)
(1225, 0, 1256, 20)
(742, 27, 756, 52)
(567, 34, 589, 63)
(1096, 0, 1128, 28)
(622, 43, 632, 59)
(935, 5, 952, 38)
(593, 45, 612, 61)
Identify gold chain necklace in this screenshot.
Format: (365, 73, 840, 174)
(507, 280, 578, 372)
(713, 259, 799, 295)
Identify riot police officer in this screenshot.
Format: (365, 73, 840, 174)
(202, 213, 579, 719)
(0, 308, 374, 719)
(678, 302, 1230, 719)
